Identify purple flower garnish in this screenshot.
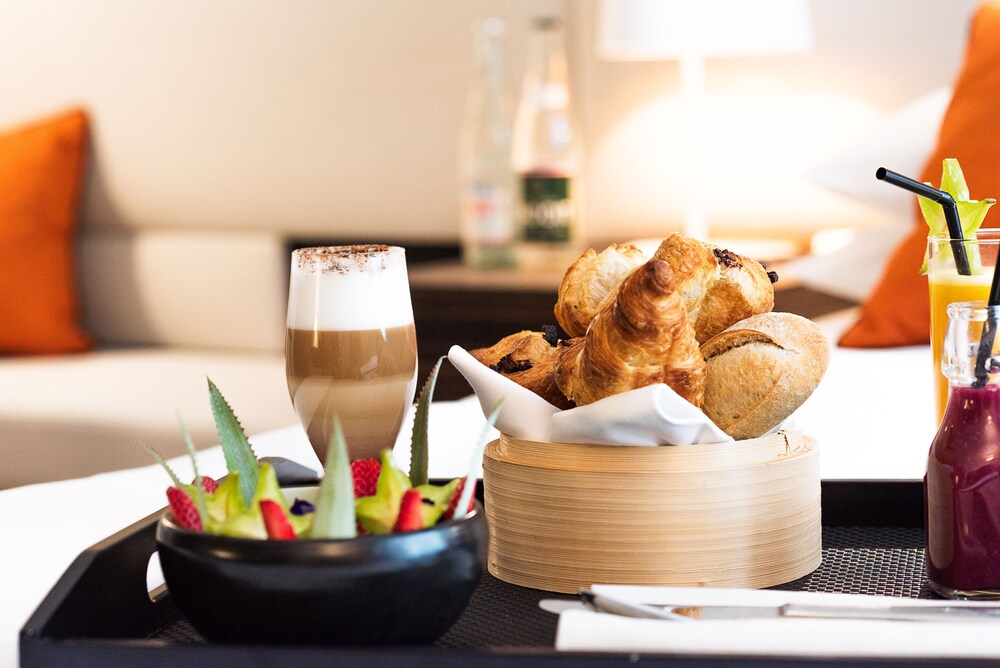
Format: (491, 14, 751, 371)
(290, 498, 316, 516)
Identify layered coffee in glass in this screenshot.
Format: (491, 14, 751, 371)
(286, 245, 418, 461)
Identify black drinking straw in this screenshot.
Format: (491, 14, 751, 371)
(876, 167, 971, 276)
(973, 261, 1000, 387)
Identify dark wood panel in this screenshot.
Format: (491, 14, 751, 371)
(413, 288, 561, 400)
(285, 238, 461, 266)
(773, 286, 857, 320)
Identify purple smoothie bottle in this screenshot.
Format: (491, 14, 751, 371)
(926, 300, 1000, 598)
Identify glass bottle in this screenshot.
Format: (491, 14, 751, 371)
(925, 300, 1000, 599)
(457, 18, 516, 269)
(511, 16, 583, 269)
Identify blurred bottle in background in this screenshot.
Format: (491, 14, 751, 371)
(512, 16, 583, 270)
(458, 18, 516, 269)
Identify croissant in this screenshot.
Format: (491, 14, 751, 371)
(653, 234, 775, 344)
(554, 243, 648, 337)
(556, 258, 706, 408)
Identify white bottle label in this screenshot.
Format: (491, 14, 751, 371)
(462, 182, 512, 244)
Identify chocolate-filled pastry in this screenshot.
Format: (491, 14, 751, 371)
(556, 259, 706, 408)
(554, 243, 648, 338)
(653, 234, 774, 344)
(469, 330, 554, 371)
(469, 330, 576, 409)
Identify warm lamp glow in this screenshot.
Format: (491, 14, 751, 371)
(588, 87, 885, 238)
(597, 0, 814, 240)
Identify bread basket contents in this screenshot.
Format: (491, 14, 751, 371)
(460, 233, 828, 593)
(461, 232, 828, 441)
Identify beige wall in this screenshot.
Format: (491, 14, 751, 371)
(0, 0, 983, 245)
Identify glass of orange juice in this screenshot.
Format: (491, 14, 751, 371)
(928, 229, 1000, 421)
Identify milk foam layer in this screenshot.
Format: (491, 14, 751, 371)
(288, 246, 414, 331)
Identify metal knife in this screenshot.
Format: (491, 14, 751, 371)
(578, 589, 1000, 623)
(668, 603, 1000, 622)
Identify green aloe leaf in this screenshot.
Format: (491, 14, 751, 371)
(408, 357, 444, 487)
(919, 158, 996, 275)
(208, 378, 259, 508)
(140, 441, 184, 488)
(310, 415, 357, 539)
(453, 399, 503, 520)
(177, 412, 209, 529)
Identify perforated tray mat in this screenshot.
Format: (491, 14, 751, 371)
(148, 525, 930, 648)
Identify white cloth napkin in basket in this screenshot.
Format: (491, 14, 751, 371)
(447, 345, 732, 446)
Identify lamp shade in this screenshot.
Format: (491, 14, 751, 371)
(598, 0, 814, 61)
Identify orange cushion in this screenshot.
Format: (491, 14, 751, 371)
(839, 2, 1000, 348)
(0, 109, 92, 354)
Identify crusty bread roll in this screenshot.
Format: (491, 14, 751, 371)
(653, 234, 775, 344)
(700, 312, 829, 440)
(554, 243, 648, 338)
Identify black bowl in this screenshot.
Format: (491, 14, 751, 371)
(156, 500, 487, 645)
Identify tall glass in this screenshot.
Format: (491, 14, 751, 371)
(927, 230, 1000, 421)
(285, 246, 418, 462)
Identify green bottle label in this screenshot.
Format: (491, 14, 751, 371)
(518, 175, 575, 243)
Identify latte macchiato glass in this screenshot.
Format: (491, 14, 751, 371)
(286, 245, 418, 462)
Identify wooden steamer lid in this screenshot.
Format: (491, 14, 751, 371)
(483, 432, 821, 594)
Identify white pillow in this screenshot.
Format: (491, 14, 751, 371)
(78, 229, 287, 352)
(805, 87, 950, 218)
(789, 87, 951, 304)
(781, 223, 912, 303)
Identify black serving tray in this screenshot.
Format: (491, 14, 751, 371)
(23, 477, 966, 668)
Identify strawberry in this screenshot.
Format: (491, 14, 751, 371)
(166, 486, 202, 531)
(443, 478, 476, 520)
(351, 458, 381, 498)
(195, 476, 218, 494)
(260, 499, 296, 540)
(393, 489, 424, 532)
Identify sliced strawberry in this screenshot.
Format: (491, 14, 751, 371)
(166, 486, 202, 531)
(351, 458, 381, 498)
(195, 476, 218, 494)
(393, 489, 424, 532)
(260, 499, 297, 540)
(443, 478, 476, 520)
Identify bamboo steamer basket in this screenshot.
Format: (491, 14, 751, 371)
(483, 431, 821, 594)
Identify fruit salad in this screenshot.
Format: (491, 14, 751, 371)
(146, 359, 499, 540)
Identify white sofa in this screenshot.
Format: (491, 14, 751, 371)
(0, 228, 298, 489)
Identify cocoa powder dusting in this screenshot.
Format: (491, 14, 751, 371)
(294, 245, 396, 274)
